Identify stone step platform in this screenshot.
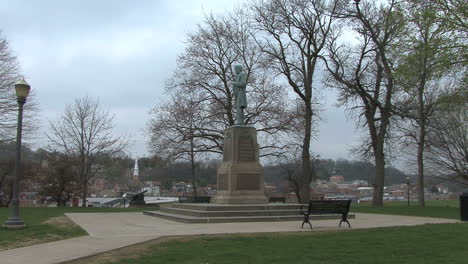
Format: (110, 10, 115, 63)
(143, 211, 306, 223)
(143, 203, 355, 224)
(161, 207, 301, 217)
(172, 203, 307, 211)
(171, 203, 303, 211)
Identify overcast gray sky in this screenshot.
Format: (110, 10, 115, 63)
(1, 0, 361, 161)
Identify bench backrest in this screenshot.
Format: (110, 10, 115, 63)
(307, 200, 351, 215)
(178, 196, 211, 203)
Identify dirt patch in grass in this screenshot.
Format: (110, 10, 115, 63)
(0, 238, 44, 251)
(42, 216, 76, 229)
(0, 234, 65, 252)
(0, 216, 84, 251)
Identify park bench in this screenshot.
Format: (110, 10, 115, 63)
(300, 199, 352, 229)
(268, 197, 286, 203)
(178, 196, 211, 203)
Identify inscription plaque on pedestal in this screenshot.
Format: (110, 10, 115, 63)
(238, 134, 254, 162)
(218, 173, 228, 190)
(236, 173, 260, 190)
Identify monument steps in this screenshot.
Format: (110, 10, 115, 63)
(143, 203, 355, 224)
(144, 210, 294, 224)
(161, 207, 302, 217)
(171, 203, 303, 211)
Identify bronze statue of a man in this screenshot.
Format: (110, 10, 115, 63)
(233, 64, 247, 125)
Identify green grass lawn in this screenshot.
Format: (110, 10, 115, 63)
(63, 200, 466, 264)
(0, 207, 159, 250)
(351, 200, 461, 220)
(102, 223, 468, 264)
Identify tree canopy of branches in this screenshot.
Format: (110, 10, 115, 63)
(324, 0, 406, 206)
(392, 0, 460, 206)
(434, 0, 468, 35)
(252, 0, 345, 202)
(148, 10, 296, 194)
(425, 85, 468, 186)
(0, 31, 39, 142)
(165, 10, 294, 154)
(47, 96, 129, 206)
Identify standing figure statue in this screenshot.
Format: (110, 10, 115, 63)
(233, 64, 247, 125)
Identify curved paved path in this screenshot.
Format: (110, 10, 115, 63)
(0, 212, 460, 264)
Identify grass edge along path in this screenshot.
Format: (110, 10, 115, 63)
(65, 223, 468, 264)
(0, 207, 159, 251)
(351, 200, 460, 220)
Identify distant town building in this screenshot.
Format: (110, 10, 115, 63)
(329, 175, 344, 183)
(143, 185, 160, 196)
(352, 180, 368, 187)
(173, 182, 193, 194)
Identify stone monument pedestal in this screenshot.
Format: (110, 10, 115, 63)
(211, 126, 268, 204)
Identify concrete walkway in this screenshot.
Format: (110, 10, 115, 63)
(0, 212, 460, 264)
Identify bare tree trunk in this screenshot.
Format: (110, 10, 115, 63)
(190, 144, 197, 197)
(417, 86, 426, 207)
(79, 159, 87, 207)
(291, 181, 301, 204)
(284, 160, 301, 203)
(372, 150, 385, 207)
(188, 123, 197, 197)
(81, 180, 87, 207)
(190, 159, 197, 197)
(299, 184, 309, 204)
(300, 104, 313, 203)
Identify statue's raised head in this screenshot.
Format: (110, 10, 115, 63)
(234, 64, 243, 74)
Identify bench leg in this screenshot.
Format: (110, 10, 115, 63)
(301, 216, 312, 229)
(301, 220, 312, 229)
(339, 219, 351, 228)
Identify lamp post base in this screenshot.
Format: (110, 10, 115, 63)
(3, 217, 26, 229)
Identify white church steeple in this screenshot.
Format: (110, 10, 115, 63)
(133, 158, 139, 178)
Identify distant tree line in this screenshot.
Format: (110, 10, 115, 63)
(0, 141, 136, 207)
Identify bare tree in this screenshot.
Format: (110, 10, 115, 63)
(252, 0, 344, 202)
(47, 96, 130, 207)
(277, 152, 302, 202)
(0, 30, 39, 142)
(148, 90, 207, 196)
(37, 153, 79, 207)
(150, 10, 295, 158)
(425, 85, 468, 186)
(324, 0, 406, 206)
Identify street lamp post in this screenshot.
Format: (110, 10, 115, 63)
(3, 79, 30, 229)
(406, 176, 411, 207)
